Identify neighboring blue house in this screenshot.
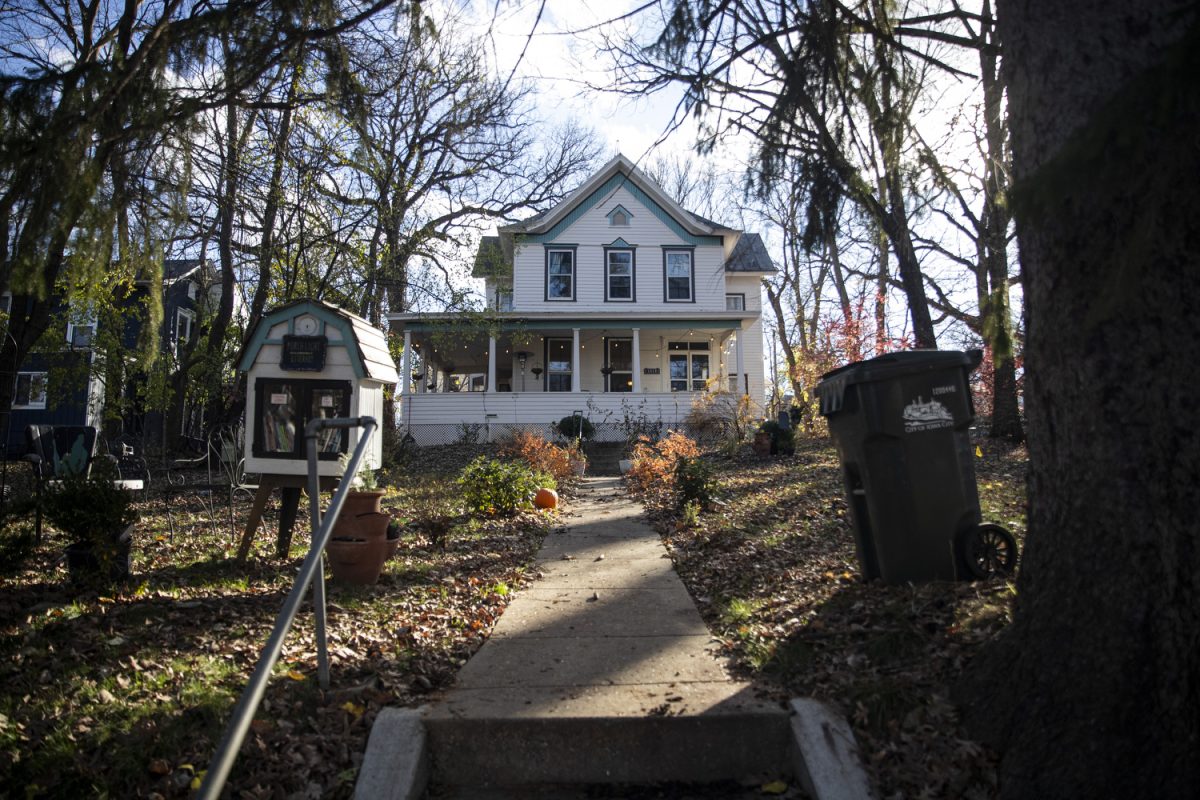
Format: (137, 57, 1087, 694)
(1, 257, 233, 458)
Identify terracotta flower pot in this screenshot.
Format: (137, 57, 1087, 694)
(332, 510, 391, 542)
(340, 490, 385, 517)
(325, 537, 388, 585)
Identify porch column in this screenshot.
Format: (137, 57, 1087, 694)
(632, 328, 642, 393)
(735, 326, 746, 396)
(401, 330, 411, 396)
(571, 328, 581, 392)
(487, 336, 497, 392)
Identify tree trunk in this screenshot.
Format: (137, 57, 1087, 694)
(979, 3, 1023, 441)
(958, 4, 1200, 799)
(764, 281, 802, 401)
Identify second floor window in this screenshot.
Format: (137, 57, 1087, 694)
(726, 294, 745, 311)
(606, 250, 634, 301)
(547, 249, 575, 300)
(664, 250, 694, 302)
(176, 308, 196, 355)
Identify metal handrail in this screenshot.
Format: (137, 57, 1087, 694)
(197, 416, 377, 800)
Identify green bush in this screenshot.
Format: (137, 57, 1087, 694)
(457, 457, 554, 516)
(553, 415, 595, 441)
(44, 472, 139, 544)
(759, 419, 795, 456)
(674, 456, 716, 511)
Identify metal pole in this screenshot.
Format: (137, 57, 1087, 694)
(307, 430, 330, 690)
(197, 416, 376, 800)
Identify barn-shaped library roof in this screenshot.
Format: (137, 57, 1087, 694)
(238, 299, 399, 384)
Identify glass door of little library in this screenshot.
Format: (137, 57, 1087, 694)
(254, 379, 351, 459)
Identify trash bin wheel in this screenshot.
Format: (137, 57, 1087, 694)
(958, 523, 1018, 580)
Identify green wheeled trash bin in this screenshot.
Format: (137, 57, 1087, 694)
(815, 349, 1017, 584)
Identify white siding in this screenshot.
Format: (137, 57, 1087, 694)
(724, 274, 764, 312)
(511, 186, 727, 313)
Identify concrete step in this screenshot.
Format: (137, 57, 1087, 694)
(423, 685, 792, 788)
(582, 443, 627, 476)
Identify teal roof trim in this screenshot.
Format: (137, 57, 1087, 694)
(516, 173, 722, 247)
(608, 237, 635, 248)
(238, 301, 366, 379)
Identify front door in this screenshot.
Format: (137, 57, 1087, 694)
(606, 338, 633, 392)
(669, 351, 710, 391)
(545, 337, 572, 392)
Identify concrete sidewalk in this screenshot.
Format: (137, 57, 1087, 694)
(356, 477, 873, 799)
(421, 476, 790, 790)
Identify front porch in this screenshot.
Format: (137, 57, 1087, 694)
(392, 314, 753, 432)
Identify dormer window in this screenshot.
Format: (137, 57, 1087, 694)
(607, 205, 633, 227)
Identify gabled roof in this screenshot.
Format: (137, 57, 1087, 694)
(238, 299, 398, 384)
(500, 154, 734, 240)
(725, 233, 776, 273)
(471, 236, 512, 279)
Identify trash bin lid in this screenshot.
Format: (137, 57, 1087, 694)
(815, 349, 982, 416)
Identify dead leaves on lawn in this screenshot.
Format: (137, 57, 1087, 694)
(0, 454, 553, 799)
(633, 437, 1028, 800)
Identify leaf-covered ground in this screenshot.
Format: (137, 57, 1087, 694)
(0, 446, 553, 799)
(639, 437, 1028, 800)
(0, 437, 1025, 799)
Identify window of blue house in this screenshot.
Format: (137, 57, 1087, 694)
(13, 372, 47, 409)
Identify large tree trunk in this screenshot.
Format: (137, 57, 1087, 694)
(979, 2, 1023, 441)
(958, 3, 1200, 798)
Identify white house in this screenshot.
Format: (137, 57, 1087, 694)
(387, 154, 774, 439)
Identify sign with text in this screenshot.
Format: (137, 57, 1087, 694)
(281, 335, 327, 371)
(643, 367, 660, 375)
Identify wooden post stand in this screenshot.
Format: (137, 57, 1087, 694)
(236, 473, 340, 562)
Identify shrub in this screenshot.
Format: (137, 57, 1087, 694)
(685, 391, 755, 446)
(759, 419, 795, 456)
(44, 472, 139, 544)
(553, 415, 594, 442)
(502, 431, 585, 489)
(457, 456, 554, 516)
(625, 431, 702, 496)
(404, 482, 463, 550)
(674, 456, 716, 510)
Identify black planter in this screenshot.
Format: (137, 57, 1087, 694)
(65, 525, 133, 582)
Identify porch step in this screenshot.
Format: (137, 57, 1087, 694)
(582, 442, 626, 476)
(423, 692, 792, 790)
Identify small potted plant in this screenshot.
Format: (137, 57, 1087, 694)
(44, 472, 139, 583)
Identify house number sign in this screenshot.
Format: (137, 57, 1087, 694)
(643, 367, 660, 375)
(281, 335, 328, 371)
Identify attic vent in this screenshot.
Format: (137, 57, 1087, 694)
(607, 204, 633, 227)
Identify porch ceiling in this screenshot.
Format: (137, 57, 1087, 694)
(394, 315, 745, 334)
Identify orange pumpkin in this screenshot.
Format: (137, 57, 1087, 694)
(533, 488, 559, 510)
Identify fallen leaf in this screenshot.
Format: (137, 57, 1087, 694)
(761, 779, 788, 794)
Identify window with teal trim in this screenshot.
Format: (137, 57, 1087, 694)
(547, 249, 575, 300)
(664, 250, 693, 301)
(606, 249, 634, 301)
